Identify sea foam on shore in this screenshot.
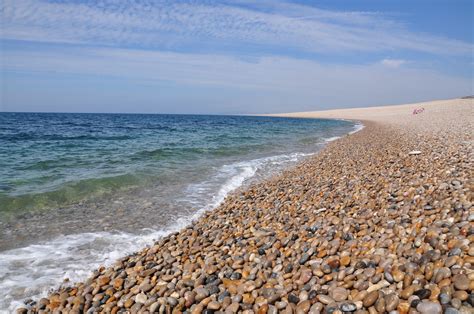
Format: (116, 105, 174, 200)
(1, 151, 313, 310)
(2, 137, 360, 311)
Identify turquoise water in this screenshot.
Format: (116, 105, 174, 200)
(0, 113, 354, 215)
(0, 112, 358, 310)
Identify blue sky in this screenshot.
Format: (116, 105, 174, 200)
(1, 0, 472, 114)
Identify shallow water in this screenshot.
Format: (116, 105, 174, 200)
(0, 113, 357, 310)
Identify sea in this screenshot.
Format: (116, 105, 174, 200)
(0, 112, 361, 310)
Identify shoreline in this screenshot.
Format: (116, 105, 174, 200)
(18, 98, 473, 313)
(2, 119, 357, 311)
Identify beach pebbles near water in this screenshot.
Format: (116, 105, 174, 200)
(19, 102, 473, 314)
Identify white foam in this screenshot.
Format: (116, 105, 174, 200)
(0, 122, 361, 311)
(183, 152, 314, 218)
(0, 151, 314, 311)
(0, 229, 169, 311)
(321, 121, 364, 143)
(324, 136, 341, 142)
(332, 119, 365, 135)
(349, 122, 365, 134)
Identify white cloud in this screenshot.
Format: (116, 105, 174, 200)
(2, 46, 471, 113)
(380, 59, 407, 68)
(1, 1, 471, 113)
(0, 0, 472, 56)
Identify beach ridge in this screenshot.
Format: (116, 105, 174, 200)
(21, 98, 473, 314)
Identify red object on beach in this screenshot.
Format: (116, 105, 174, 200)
(413, 107, 425, 115)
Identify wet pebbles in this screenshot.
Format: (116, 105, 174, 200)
(20, 102, 473, 313)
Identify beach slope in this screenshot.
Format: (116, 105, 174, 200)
(24, 98, 473, 313)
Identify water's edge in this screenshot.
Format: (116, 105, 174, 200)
(1, 120, 364, 311)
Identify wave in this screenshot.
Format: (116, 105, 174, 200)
(333, 119, 364, 135)
(0, 151, 314, 311)
(349, 122, 365, 134)
(183, 151, 314, 214)
(324, 136, 341, 142)
(0, 230, 168, 311)
(0, 119, 359, 311)
(323, 121, 364, 142)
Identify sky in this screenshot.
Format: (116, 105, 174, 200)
(0, 0, 473, 114)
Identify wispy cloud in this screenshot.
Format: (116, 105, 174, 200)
(380, 59, 407, 68)
(1, 0, 472, 56)
(3, 46, 471, 113)
(1, 1, 472, 113)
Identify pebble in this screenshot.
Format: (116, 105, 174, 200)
(367, 280, 389, 292)
(317, 295, 334, 305)
(22, 107, 473, 314)
(392, 269, 404, 282)
(460, 306, 474, 314)
(439, 293, 451, 304)
(299, 268, 313, 284)
(468, 294, 474, 306)
(363, 291, 379, 307)
(139, 282, 153, 293)
(453, 291, 469, 301)
(310, 303, 323, 313)
(340, 255, 351, 266)
(413, 289, 431, 299)
(385, 293, 399, 312)
(135, 293, 147, 304)
(453, 274, 470, 290)
(296, 300, 311, 313)
(113, 278, 124, 290)
(451, 298, 462, 309)
(288, 293, 300, 304)
(195, 287, 210, 301)
(340, 302, 357, 312)
(330, 287, 348, 302)
(227, 303, 240, 313)
(416, 300, 442, 314)
(299, 253, 310, 265)
(445, 308, 460, 314)
(207, 301, 221, 310)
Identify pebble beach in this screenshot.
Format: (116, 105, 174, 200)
(20, 98, 473, 314)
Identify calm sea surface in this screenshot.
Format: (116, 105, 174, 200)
(0, 112, 358, 310)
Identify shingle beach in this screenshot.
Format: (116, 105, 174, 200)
(22, 98, 473, 314)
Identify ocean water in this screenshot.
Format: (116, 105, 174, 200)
(0, 112, 359, 310)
